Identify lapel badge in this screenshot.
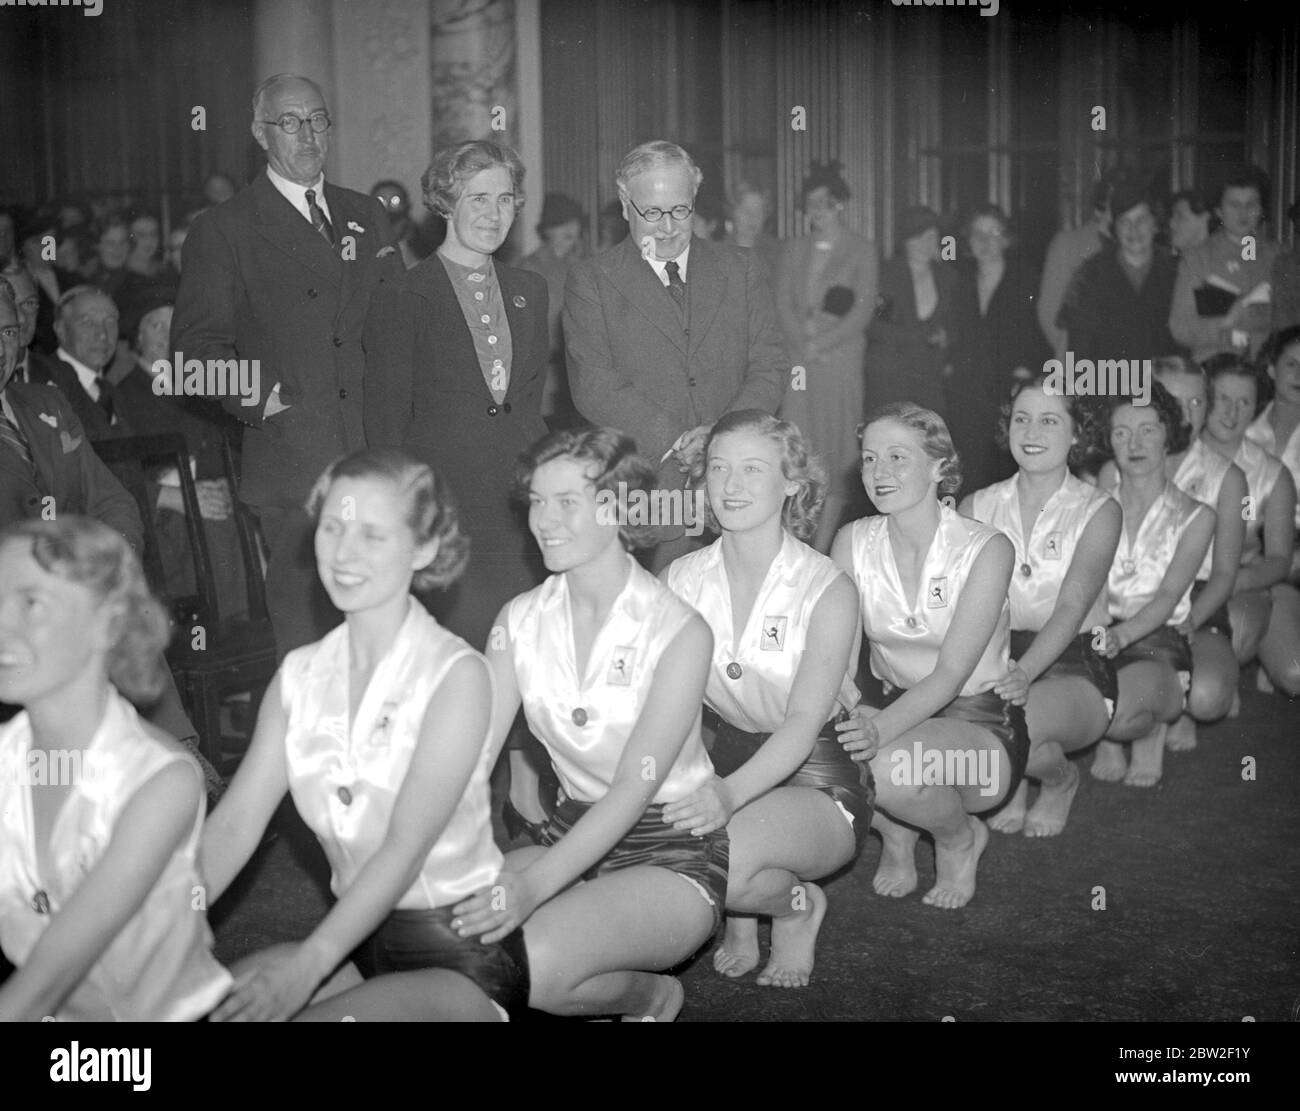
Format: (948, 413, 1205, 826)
(760, 616, 787, 651)
(347, 220, 364, 233)
(39, 412, 58, 427)
(513, 294, 526, 308)
(607, 646, 636, 686)
(1044, 531, 1062, 560)
(926, 577, 949, 608)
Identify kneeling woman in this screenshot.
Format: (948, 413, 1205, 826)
(0, 517, 230, 1020)
(963, 374, 1121, 837)
(1200, 356, 1300, 696)
(451, 429, 725, 1021)
(664, 411, 869, 988)
(832, 404, 1022, 910)
(201, 450, 526, 1021)
(1089, 383, 1215, 787)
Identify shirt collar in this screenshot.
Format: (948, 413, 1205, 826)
(646, 242, 691, 284)
(266, 165, 329, 222)
(57, 347, 104, 396)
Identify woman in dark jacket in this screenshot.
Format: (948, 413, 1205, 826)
(948, 204, 1048, 494)
(866, 206, 957, 418)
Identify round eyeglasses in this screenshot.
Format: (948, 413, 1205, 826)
(261, 112, 332, 135)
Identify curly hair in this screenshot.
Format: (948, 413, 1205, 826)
(800, 160, 851, 205)
(994, 372, 1090, 468)
(306, 449, 469, 593)
(514, 427, 660, 550)
(1262, 324, 1300, 371)
(1084, 378, 1191, 460)
(1, 516, 171, 704)
(1204, 355, 1270, 420)
(860, 402, 962, 498)
(422, 140, 526, 219)
(688, 410, 826, 541)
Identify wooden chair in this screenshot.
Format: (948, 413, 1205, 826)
(93, 432, 278, 770)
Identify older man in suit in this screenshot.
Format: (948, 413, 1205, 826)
(564, 140, 789, 569)
(171, 73, 403, 656)
(41, 286, 132, 441)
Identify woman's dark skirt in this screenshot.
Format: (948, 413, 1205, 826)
(353, 906, 530, 1018)
(1010, 628, 1119, 722)
(705, 709, 874, 857)
(540, 794, 730, 932)
(877, 683, 1031, 798)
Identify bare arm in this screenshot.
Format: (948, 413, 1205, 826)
(200, 671, 291, 904)
(0, 761, 200, 1021)
(1187, 465, 1247, 628)
(1236, 467, 1297, 593)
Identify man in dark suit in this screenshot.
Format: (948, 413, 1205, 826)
(42, 285, 132, 441)
(1, 266, 60, 388)
(564, 140, 789, 569)
(171, 73, 403, 656)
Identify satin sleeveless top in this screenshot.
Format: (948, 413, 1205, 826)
(1171, 439, 1234, 581)
(1106, 480, 1209, 625)
(0, 691, 231, 1021)
(846, 502, 1011, 696)
(507, 554, 715, 805)
(280, 598, 501, 908)
(1232, 437, 1284, 565)
(665, 531, 860, 733)
(1247, 403, 1300, 528)
(969, 472, 1114, 633)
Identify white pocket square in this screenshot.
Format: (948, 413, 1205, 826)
(39, 412, 58, 427)
(348, 220, 365, 233)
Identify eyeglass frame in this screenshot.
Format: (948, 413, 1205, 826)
(624, 196, 695, 224)
(259, 112, 332, 135)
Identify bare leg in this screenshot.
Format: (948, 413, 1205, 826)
(1259, 584, 1300, 696)
(1020, 676, 1108, 836)
(719, 787, 854, 988)
(867, 809, 920, 897)
(987, 780, 1027, 834)
(1090, 740, 1128, 781)
(524, 866, 714, 1019)
(295, 969, 503, 1021)
(1124, 722, 1168, 788)
(713, 915, 760, 979)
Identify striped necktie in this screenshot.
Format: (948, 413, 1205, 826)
(305, 188, 336, 246)
(665, 259, 686, 308)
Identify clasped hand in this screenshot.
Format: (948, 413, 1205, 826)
(835, 703, 882, 762)
(662, 775, 734, 836)
(452, 868, 541, 946)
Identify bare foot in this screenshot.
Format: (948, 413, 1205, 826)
(1090, 740, 1128, 782)
(987, 779, 1028, 834)
(923, 815, 988, 910)
(621, 975, 685, 1022)
(1024, 763, 1079, 837)
(1228, 689, 1241, 719)
(1165, 713, 1197, 752)
(712, 915, 760, 979)
(1123, 723, 1167, 788)
(873, 823, 919, 897)
(757, 882, 827, 989)
(1257, 668, 1275, 694)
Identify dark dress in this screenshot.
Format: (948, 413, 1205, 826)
(363, 254, 549, 652)
(948, 261, 1049, 494)
(865, 255, 957, 417)
(1059, 246, 1184, 364)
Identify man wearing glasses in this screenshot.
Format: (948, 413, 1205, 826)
(172, 73, 402, 657)
(564, 140, 788, 569)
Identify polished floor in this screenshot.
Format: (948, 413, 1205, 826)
(211, 677, 1300, 1022)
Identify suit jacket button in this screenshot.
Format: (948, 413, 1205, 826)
(337, 786, 353, 805)
(503, 402, 512, 414)
(487, 404, 499, 417)
(688, 377, 697, 386)
(338, 389, 348, 400)
(307, 288, 318, 298)
(332, 336, 342, 347)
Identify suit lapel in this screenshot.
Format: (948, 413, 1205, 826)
(252, 172, 341, 286)
(686, 239, 726, 361)
(604, 239, 686, 354)
(7, 389, 60, 491)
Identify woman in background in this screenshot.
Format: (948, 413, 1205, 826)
(776, 162, 878, 550)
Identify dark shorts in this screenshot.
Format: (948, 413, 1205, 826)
(878, 683, 1031, 800)
(353, 906, 530, 1019)
(1010, 629, 1119, 724)
(1190, 580, 1233, 638)
(541, 794, 730, 933)
(1113, 624, 1194, 682)
(705, 709, 874, 857)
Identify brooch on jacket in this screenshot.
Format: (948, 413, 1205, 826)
(39, 412, 58, 427)
(347, 220, 365, 234)
(513, 294, 526, 308)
